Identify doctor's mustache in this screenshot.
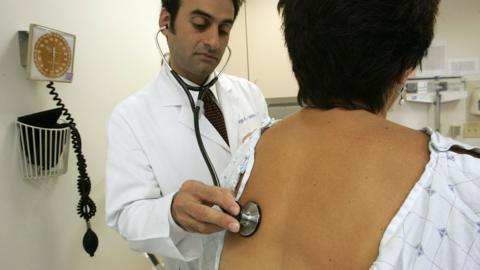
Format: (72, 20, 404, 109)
(194, 46, 221, 60)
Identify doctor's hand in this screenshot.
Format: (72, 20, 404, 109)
(171, 180, 241, 234)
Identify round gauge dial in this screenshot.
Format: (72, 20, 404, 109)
(33, 32, 72, 78)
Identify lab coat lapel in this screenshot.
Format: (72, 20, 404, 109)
(159, 64, 230, 152)
(177, 104, 230, 152)
(217, 77, 240, 153)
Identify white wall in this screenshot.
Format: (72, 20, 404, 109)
(244, 0, 297, 97)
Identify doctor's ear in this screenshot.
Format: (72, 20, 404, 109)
(159, 8, 172, 33)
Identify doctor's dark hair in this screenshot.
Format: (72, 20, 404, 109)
(277, 0, 440, 113)
(162, 0, 245, 33)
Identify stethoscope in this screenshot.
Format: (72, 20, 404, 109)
(155, 28, 261, 237)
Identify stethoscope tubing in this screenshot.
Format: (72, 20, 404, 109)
(155, 29, 230, 188)
(193, 100, 221, 187)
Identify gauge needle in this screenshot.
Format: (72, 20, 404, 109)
(52, 47, 56, 71)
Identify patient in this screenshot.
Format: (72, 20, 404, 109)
(218, 0, 480, 269)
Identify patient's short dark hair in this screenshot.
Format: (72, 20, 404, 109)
(278, 0, 440, 113)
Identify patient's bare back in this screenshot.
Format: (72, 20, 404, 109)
(220, 109, 430, 270)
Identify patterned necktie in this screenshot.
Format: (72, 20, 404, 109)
(202, 89, 229, 146)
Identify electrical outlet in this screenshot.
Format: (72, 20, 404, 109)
(450, 125, 461, 138)
(463, 122, 480, 138)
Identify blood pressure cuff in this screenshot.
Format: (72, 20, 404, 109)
(17, 108, 69, 169)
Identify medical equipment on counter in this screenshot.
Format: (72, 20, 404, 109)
(404, 76, 467, 132)
(155, 28, 261, 237)
(471, 90, 480, 115)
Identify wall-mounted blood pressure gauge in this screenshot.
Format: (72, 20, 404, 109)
(26, 24, 75, 82)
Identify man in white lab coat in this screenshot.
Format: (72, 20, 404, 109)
(105, 0, 268, 269)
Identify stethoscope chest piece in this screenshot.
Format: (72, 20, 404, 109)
(237, 201, 261, 237)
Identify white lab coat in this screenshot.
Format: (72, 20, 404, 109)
(106, 64, 269, 270)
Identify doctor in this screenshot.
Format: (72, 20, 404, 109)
(105, 0, 268, 269)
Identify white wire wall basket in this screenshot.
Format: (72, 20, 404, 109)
(16, 120, 70, 179)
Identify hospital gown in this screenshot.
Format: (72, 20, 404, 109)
(213, 118, 480, 270)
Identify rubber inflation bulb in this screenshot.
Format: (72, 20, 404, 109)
(83, 228, 98, 257)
